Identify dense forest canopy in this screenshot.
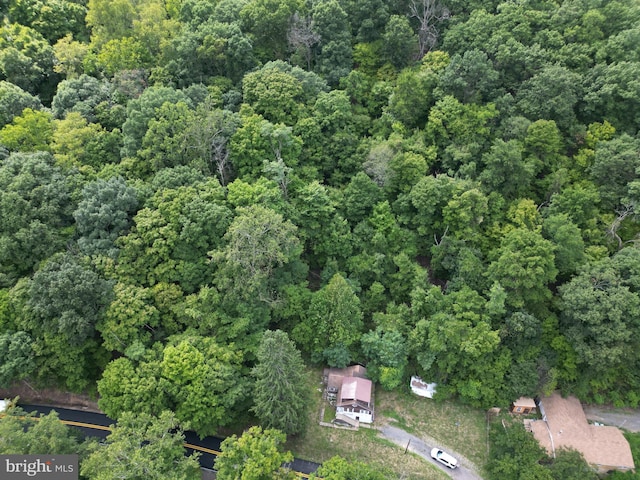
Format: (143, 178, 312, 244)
(1, 0, 640, 456)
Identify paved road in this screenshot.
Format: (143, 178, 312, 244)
(19, 404, 320, 477)
(583, 405, 640, 432)
(378, 424, 483, 480)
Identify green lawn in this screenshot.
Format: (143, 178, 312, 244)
(286, 368, 487, 479)
(375, 388, 490, 468)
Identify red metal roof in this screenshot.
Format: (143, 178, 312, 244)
(339, 376, 372, 405)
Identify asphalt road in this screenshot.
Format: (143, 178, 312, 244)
(583, 405, 640, 432)
(19, 404, 320, 477)
(379, 424, 484, 480)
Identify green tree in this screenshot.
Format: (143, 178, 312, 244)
(361, 327, 407, 390)
(7, 0, 88, 43)
(589, 134, 640, 210)
(211, 204, 304, 308)
(487, 418, 553, 480)
(161, 19, 256, 86)
(74, 177, 138, 258)
(120, 86, 191, 159)
(240, 0, 302, 62)
(559, 253, 640, 403)
(51, 74, 112, 122)
(0, 81, 42, 127)
(136, 101, 192, 176)
(251, 330, 309, 435)
(339, 171, 383, 225)
(582, 61, 640, 133)
(0, 22, 55, 96)
(242, 67, 304, 125)
(549, 449, 598, 480)
(117, 180, 230, 294)
(53, 34, 89, 79)
(99, 334, 248, 437)
(85, 0, 136, 47)
(386, 63, 441, 130)
(290, 180, 353, 267)
(312, 455, 387, 480)
(97, 355, 168, 417)
(437, 49, 500, 104)
(97, 283, 161, 352)
(410, 286, 508, 407)
(229, 110, 302, 181)
(0, 331, 35, 387)
(340, 0, 390, 42)
(305, 89, 363, 184)
(97, 37, 153, 76)
(52, 112, 121, 169)
(161, 335, 248, 437)
(479, 139, 538, 200)
(27, 253, 113, 345)
(425, 95, 498, 175)
(381, 15, 418, 69)
(542, 214, 586, 279)
(0, 152, 74, 286)
(215, 426, 295, 480)
(487, 228, 557, 313)
(0, 405, 88, 455)
(311, 0, 352, 85)
(23, 252, 113, 390)
(294, 273, 363, 367)
(516, 65, 582, 132)
(80, 410, 201, 480)
(0, 107, 52, 152)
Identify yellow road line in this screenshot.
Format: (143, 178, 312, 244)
(6, 414, 317, 478)
(61, 419, 112, 431)
(183, 442, 221, 455)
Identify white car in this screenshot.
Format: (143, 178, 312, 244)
(430, 447, 458, 469)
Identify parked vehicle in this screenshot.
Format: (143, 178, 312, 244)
(430, 447, 458, 469)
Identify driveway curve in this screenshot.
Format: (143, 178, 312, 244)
(378, 424, 484, 480)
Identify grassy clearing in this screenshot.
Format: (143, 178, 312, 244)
(285, 369, 450, 479)
(375, 388, 490, 468)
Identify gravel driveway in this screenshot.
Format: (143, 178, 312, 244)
(378, 424, 484, 480)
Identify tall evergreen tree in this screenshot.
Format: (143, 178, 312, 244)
(251, 330, 308, 436)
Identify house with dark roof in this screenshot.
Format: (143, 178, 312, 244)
(529, 392, 635, 474)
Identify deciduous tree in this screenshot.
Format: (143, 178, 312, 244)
(215, 426, 295, 480)
(0, 405, 88, 455)
(80, 411, 201, 480)
(294, 273, 363, 367)
(0, 22, 55, 96)
(0, 108, 52, 152)
(0, 331, 35, 387)
(312, 455, 387, 480)
(0, 152, 74, 286)
(211, 204, 304, 307)
(0, 81, 42, 127)
(487, 228, 557, 313)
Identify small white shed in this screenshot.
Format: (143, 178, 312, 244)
(410, 376, 437, 398)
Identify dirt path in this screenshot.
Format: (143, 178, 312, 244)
(377, 424, 484, 480)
